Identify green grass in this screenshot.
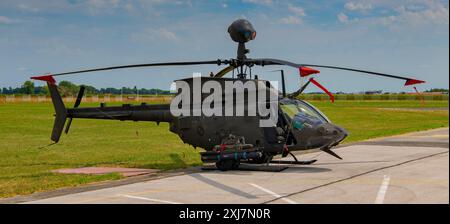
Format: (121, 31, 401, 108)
(310, 100, 448, 142)
(0, 102, 202, 198)
(0, 100, 448, 198)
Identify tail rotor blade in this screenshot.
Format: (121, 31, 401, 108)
(64, 118, 73, 134)
(66, 86, 85, 134)
(74, 86, 85, 108)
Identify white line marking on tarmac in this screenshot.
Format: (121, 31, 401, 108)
(249, 183, 297, 204)
(374, 175, 391, 204)
(118, 194, 181, 204)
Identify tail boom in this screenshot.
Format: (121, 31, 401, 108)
(68, 104, 173, 123)
(31, 75, 173, 143)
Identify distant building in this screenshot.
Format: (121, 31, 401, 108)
(364, 90, 383, 95)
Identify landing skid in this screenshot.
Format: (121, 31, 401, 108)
(201, 152, 316, 172)
(269, 160, 317, 165)
(201, 163, 288, 172)
(270, 152, 317, 165)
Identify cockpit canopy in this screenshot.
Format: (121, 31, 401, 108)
(280, 99, 330, 129)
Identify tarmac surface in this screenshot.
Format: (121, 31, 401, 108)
(8, 128, 450, 204)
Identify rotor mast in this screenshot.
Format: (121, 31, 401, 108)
(228, 19, 257, 79)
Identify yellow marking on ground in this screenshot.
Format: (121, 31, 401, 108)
(120, 188, 169, 195)
(52, 188, 169, 204)
(59, 195, 122, 204)
(361, 127, 449, 142)
(401, 134, 449, 139)
(430, 134, 449, 138)
(118, 194, 181, 204)
(338, 177, 449, 186)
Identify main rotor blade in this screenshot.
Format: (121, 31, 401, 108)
(214, 65, 236, 78)
(249, 58, 425, 86)
(301, 64, 423, 84)
(288, 78, 312, 98)
(51, 60, 227, 76)
(249, 58, 301, 68)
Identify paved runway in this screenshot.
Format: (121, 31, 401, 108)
(23, 128, 450, 204)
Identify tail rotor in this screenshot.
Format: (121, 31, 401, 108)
(64, 86, 85, 134)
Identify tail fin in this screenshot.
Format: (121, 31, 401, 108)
(48, 83, 67, 142)
(31, 75, 67, 142)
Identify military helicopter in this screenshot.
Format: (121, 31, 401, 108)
(31, 19, 425, 171)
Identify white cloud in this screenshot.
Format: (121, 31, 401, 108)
(124, 2, 134, 12)
(279, 16, 302, 24)
(85, 0, 120, 15)
(156, 28, 178, 41)
(337, 13, 349, 23)
(0, 16, 15, 24)
(242, 0, 272, 5)
(279, 4, 305, 25)
(17, 67, 29, 72)
(345, 2, 373, 11)
(38, 39, 85, 56)
(131, 28, 179, 42)
(88, 0, 120, 8)
(394, 2, 449, 26)
(17, 3, 40, 12)
(341, 0, 449, 28)
(288, 5, 305, 17)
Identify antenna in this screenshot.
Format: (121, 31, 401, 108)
(272, 70, 286, 97)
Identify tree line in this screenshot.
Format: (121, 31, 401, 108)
(1, 80, 171, 96)
(1, 80, 448, 96)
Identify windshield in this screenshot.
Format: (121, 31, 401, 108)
(280, 100, 329, 124)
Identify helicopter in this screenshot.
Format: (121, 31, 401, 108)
(31, 19, 425, 171)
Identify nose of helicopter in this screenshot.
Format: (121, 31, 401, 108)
(316, 123, 348, 146)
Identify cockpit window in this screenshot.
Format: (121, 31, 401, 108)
(280, 100, 329, 123)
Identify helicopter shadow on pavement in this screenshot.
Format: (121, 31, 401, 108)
(188, 165, 332, 199)
(189, 172, 258, 199)
(313, 160, 389, 166)
(280, 160, 390, 173)
(280, 166, 332, 173)
(200, 163, 332, 174)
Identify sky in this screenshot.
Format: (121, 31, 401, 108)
(0, 0, 448, 93)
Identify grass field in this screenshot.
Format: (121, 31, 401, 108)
(0, 100, 448, 198)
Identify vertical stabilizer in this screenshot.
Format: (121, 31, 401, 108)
(31, 75, 67, 142)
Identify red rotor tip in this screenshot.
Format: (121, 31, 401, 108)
(30, 74, 56, 85)
(309, 78, 334, 103)
(299, 66, 320, 77)
(404, 79, 425, 86)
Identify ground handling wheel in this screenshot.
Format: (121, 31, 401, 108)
(202, 150, 262, 171)
(248, 153, 273, 164)
(205, 135, 260, 171)
(216, 160, 239, 171)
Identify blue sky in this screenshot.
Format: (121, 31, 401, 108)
(0, 0, 448, 93)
